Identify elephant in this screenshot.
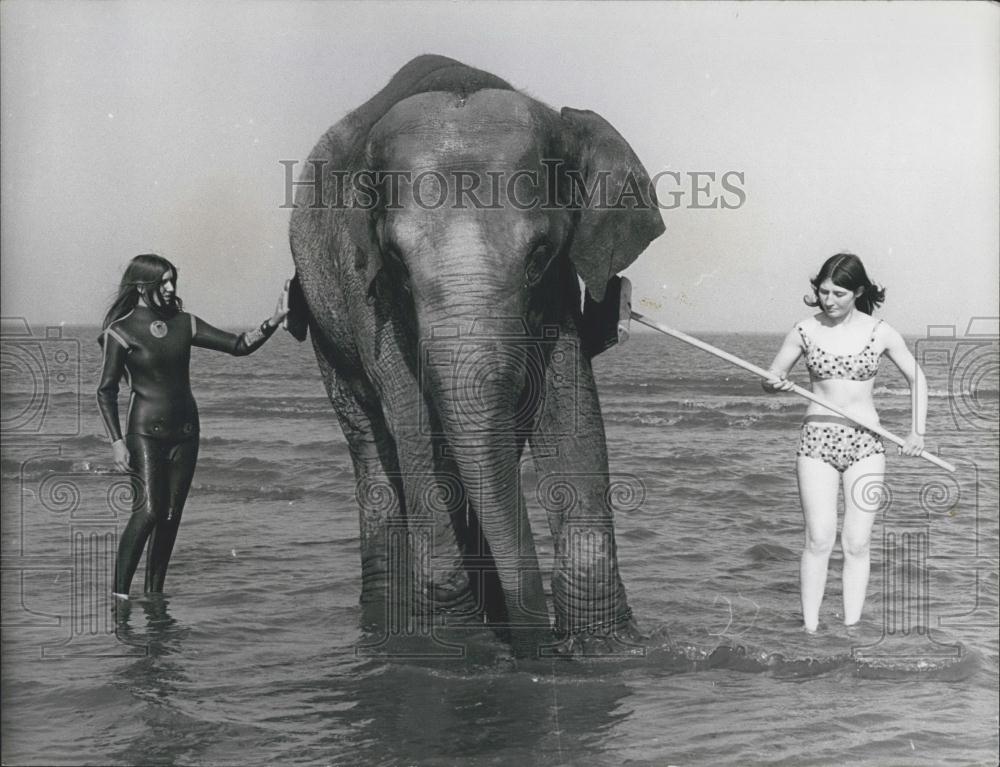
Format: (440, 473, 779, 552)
(286, 55, 665, 657)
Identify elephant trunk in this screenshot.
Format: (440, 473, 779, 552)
(419, 305, 550, 655)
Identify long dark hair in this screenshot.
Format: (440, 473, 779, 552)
(99, 254, 182, 344)
(804, 253, 885, 315)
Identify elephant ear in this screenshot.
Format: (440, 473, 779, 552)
(344, 156, 384, 297)
(560, 107, 665, 303)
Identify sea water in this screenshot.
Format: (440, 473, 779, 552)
(2, 324, 997, 766)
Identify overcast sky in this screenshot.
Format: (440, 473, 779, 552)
(1, 0, 996, 333)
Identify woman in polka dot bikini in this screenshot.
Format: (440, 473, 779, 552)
(762, 253, 928, 634)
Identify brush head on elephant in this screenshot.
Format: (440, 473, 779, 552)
(282, 274, 309, 341)
(284, 54, 664, 355)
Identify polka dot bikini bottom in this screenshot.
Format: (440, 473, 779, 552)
(796, 421, 885, 472)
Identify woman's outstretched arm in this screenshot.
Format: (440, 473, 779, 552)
(882, 322, 927, 456)
(191, 296, 288, 356)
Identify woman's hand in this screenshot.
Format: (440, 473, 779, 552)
(899, 430, 926, 457)
(762, 371, 795, 393)
(111, 439, 131, 473)
(269, 287, 290, 328)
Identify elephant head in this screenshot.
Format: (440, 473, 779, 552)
(289, 56, 663, 656)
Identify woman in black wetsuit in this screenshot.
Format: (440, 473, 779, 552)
(97, 253, 288, 599)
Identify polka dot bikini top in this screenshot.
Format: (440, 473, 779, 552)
(797, 319, 883, 381)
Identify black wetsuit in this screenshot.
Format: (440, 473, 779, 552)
(97, 304, 278, 595)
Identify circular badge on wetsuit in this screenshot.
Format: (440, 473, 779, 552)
(150, 320, 168, 338)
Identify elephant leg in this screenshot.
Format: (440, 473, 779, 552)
(374, 364, 485, 631)
(316, 342, 478, 635)
(529, 329, 640, 654)
(314, 348, 402, 628)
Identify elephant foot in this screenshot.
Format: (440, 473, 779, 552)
(357, 578, 481, 631)
(545, 614, 648, 659)
(359, 591, 392, 632)
(505, 626, 558, 660)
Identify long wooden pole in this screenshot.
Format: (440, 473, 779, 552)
(630, 311, 956, 473)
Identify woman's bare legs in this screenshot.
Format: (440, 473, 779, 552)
(840, 454, 885, 626)
(796, 456, 841, 632)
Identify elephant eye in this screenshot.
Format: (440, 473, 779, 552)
(382, 245, 412, 292)
(384, 244, 406, 271)
(524, 243, 555, 287)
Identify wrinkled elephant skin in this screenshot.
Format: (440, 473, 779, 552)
(288, 55, 664, 657)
